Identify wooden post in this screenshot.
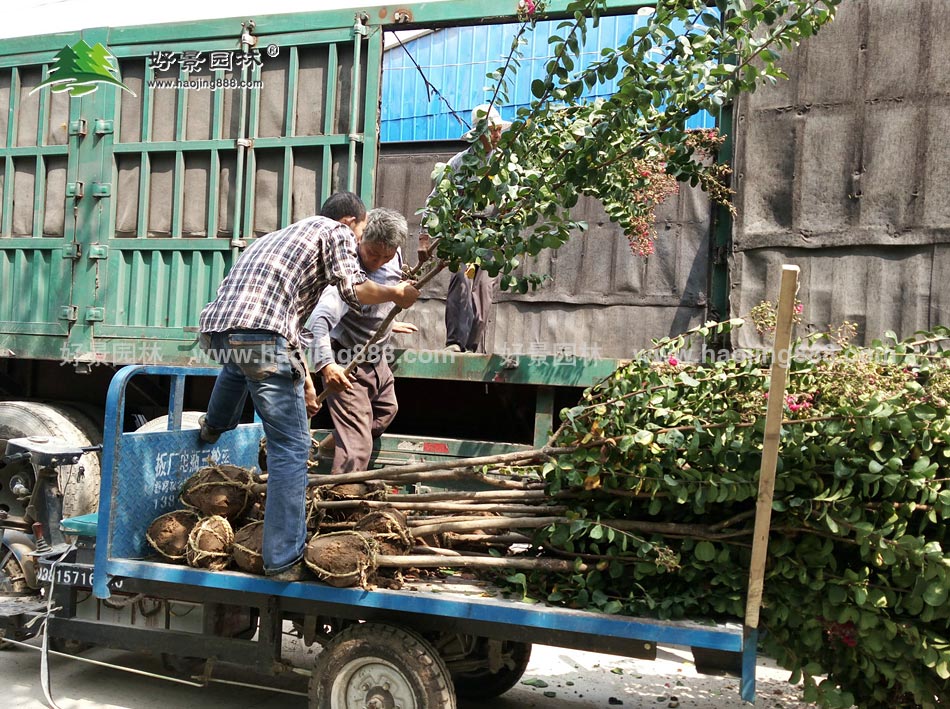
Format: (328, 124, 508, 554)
(741, 264, 799, 703)
(745, 264, 799, 631)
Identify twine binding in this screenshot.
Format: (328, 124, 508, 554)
(186, 514, 234, 571)
(304, 531, 379, 588)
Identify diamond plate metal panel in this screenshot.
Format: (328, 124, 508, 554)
(107, 425, 262, 560)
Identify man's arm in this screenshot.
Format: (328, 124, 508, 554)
(323, 223, 420, 310)
(305, 287, 353, 393)
(322, 223, 368, 311)
(354, 279, 420, 309)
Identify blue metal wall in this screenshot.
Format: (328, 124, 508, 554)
(381, 14, 716, 143)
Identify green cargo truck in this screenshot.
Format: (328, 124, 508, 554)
(0, 0, 647, 584)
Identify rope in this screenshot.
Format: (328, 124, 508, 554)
(354, 509, 413, 554)
(39, 544, 76, 709)
(303, 531, 379, 588)
(101, 593, 146, 611)
(186, 516, 233, 571)
(232, 521, 264, 573)
(309, 483, 388, 530)
(180, 464, 257, 519)
(145, 510, 200, 562)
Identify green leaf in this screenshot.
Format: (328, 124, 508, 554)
(678, 372, 700, 387)
(633, 429, 655, 445)
(694, 541, 716, 562)
(923, 578, 949, 607)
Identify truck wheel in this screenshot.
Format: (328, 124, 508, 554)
(310, 623, 456, 709)
(135, 411, 203, 433)
(451, 639, 531, 700)
(0, 550, 37, 647)
(0, 401, 102, 518)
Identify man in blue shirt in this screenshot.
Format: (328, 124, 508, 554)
(306, 208, 418, 473)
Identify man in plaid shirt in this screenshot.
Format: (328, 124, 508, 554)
(197, 191, 419, 580)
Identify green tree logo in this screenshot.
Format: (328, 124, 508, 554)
(32, 41, 135, 97)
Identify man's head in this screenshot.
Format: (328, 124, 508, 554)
(320, 191, 368, 239)
(359, 208, 407, 272)
(462, 103, 511, 151)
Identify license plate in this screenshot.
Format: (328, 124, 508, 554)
(36, 562, 93, 588)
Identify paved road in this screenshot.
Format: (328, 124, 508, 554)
(1, 631, 815, 709)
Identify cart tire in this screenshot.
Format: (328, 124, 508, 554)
(309, 622, 456, 709)
(135, 411, 204, 432)
(0, 550, 37, 647)
(0, 401, 102, 518)
(451, 640, 531, 700)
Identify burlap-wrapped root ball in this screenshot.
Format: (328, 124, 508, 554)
(232, 521, 264, 574)
(354, 508, 412, 556)
(304, 531, 378, 588)
(146, 510, 200, 563)
(180, 464, 256, 522)
(313, 481, 387, 524)
(186, 515, 233, 571)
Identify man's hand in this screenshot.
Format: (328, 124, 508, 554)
(392, 320, 419, 335)
(321, 362, 353, 394)
(392, 281, 421, 309)
(304, 375, 321, 417)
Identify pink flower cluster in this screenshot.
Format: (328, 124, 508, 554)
(785, 392, 814, 413)
(523, 0, 537, 14)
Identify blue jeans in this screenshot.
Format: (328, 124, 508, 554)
(201, 330, 309, 574)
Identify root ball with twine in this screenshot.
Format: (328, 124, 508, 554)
(232, 520, 265, 574)
(145, 510, 200, 563)
(180, 464, 257, 522)
(354, 508, 413, 556)
(186, 515, 234, 571)
(304, 531, 379, 588)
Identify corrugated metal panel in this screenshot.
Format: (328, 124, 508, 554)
(731, 0, 950, 348)
(380, 14, 716, 142)
(0, 43, 78, 355)
(377, 142, 710, 357)
(0, 13, 383, 364)
(0, 247, 72, 335)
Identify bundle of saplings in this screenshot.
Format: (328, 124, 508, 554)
(500, 319, 950, 709)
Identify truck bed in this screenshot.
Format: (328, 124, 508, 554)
(85, 365, 757, 701)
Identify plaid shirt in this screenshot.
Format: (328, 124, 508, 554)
(199, 216, 366, 347)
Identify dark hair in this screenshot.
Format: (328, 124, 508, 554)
(320, 191, 366, 222)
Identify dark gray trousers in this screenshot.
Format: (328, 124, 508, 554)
(445, 267, 495, 353)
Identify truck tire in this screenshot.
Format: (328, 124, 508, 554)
(0, 401, 102, 519)
(0, 550, 37, 647)
(450, 639, 531, 700)
(310, 622, 456, 709)
(135, 411, 203, 433)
